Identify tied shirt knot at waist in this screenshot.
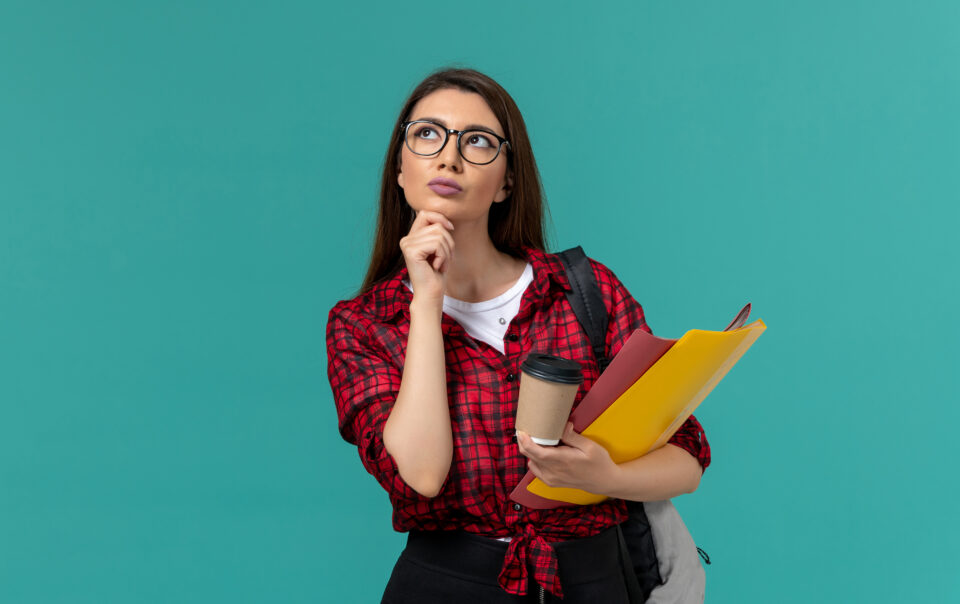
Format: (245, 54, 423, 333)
(498, 523, 563, 598)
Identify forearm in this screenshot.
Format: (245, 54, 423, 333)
(382, 297, 453, 497)
(601, 443, 703, 502)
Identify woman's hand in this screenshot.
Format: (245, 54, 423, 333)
(516, 422, 622, 494)
(399, 210, 456, 303)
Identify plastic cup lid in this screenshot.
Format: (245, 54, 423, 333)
(520, 352, 584, 385)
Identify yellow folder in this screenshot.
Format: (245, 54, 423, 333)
(510, 305, 766, 507)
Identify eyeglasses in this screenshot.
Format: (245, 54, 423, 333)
(400, 120, 511, 165)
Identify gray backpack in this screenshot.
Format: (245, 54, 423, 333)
(556, 246, 710, 603)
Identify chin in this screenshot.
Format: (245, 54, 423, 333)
(405, 196, 487, 222)
(414, 197, 456, 212)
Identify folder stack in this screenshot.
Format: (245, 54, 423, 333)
(509, 303, 766, 509)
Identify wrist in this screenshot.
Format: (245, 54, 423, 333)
(410, 296, 443, 318)
(596, 460, 627, 498)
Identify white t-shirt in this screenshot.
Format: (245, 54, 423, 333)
(402, 262, 534, 355)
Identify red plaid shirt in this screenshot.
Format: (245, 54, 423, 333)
(326, 245, 710, 598)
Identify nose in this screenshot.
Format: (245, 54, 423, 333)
(436, 132, 463, 171)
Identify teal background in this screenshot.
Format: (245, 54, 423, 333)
(2, 1, 957, 602)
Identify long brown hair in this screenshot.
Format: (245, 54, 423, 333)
(357, 66, 552, 296)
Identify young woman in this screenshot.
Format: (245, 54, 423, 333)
(326, 67, 710, 603)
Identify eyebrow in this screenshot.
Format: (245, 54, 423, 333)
(414, 117, 502, 137)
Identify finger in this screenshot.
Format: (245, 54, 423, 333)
(528, 462, 560, 488)
(433, 236, 452, 272)
(527, 460, 544, 481)
(415, 225, 454, 269)
(435, 244, 452, 272)
(403, 228, 449, 252)
(432, 226, 454, 261)
(516, 430, 530, 456)
(559, 422, 591, 450)
(517, 431, 543, 461)
(411, 225, 454, 263)
(412, 210, 455, 232)
(520, 432, 557, 463)
(435, 224, 455, 254)
(403, 231, 452, 269)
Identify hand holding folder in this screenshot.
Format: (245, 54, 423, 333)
(509, 303, 766, 509)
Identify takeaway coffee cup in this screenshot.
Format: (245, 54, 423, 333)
(515, 352, 584, 445)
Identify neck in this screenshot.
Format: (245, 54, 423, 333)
(441, 216, 524, 303)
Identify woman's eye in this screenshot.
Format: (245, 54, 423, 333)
(467, 133, 494, 147)
(415, 126, 439, 139)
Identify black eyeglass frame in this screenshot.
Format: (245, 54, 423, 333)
(400, 120, 511, 165)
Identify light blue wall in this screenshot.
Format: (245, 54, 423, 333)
(2, 1, 957, 602)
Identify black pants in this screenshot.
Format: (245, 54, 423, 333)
(381, 527, 630, 603)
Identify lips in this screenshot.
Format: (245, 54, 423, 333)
(428, 177, 462, 194)
(428, 184, 461, 196)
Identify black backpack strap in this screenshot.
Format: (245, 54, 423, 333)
(617, 524, 646, 603)
(623, 500, 664, 599)
(557, 246, 664, 601)
(556, 246, 610, 372)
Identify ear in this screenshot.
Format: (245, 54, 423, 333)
(493, 172, 513, 203)
(397, 165, 404, 189)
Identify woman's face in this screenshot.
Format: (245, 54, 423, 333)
(397, 88, 513, 224)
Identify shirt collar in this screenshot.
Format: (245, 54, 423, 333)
(367, 245, 572, 324)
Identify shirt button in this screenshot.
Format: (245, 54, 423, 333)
(513, 503, 522, 511)
(506, 373, 516, 382)
(507, 334, 519, 342)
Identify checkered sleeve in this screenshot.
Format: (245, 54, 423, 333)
(326, 302, 427, 503)
(589, 259, 711, 473)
